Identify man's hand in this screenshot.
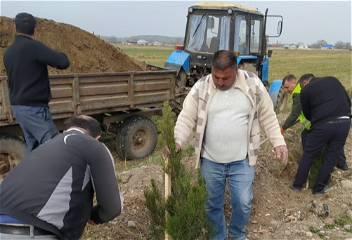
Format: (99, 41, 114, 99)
(280, 127, 285, 135)
(274, 145, 288, 165)
(161, 143, 181, 160)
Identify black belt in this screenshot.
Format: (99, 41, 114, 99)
(0, 224, 54, 236)
(325, 119, 351, 124)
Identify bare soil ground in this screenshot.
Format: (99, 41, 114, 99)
(1, 16, 351, 240)
(84, 126, 352, 240)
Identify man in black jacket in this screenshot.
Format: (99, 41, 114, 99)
(3, 12, 70, 152)
(282, 73, 348, 170)
(0, 115, 123, 240)
(290, 76, 351, 195)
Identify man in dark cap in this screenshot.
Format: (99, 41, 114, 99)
(3, 12, 70, 152)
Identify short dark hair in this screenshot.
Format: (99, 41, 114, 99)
(15, 12, 36, 35)
(211, 50, 237, 71)
(66, 115, 102, 137)
(282, 74, 297, 85)
(299, 73, 315, 85)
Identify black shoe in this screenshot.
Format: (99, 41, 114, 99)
(312, 187, 329, 195)
(289, 184, 301, 192)
(335, 163, 349, 171)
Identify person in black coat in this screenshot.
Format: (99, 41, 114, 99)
(290, 76, 351, 195)
(3, 12, 70, 152)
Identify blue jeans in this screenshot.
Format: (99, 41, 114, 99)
(12, 105, 58, 152)
(200, 157, 254, 240)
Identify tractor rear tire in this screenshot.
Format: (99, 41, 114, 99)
(0, 134, 27, 181)
(115, 116, 157, 160)
(275, 86, 289, 112)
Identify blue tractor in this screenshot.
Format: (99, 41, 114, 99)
(165, 2, 287, 113)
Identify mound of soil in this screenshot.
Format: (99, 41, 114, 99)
(0, 16, 146, 76)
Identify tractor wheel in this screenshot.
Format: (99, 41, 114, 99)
(275, 86, 289, 112)
(0, 134, 27, 181)
(115, 116, 157, 160)
(172, 70, 188, 114)
(263, 81, 270, 91)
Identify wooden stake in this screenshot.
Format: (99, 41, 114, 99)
(165, 158, 171, 240)
(305, 171, 310, 189)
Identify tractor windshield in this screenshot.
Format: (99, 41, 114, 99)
(234, 14, 263, 55)
(186, 14, 230, 53)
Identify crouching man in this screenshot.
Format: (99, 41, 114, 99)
(0, 115, 122, 240)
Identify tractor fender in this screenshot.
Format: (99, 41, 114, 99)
(261, 56, 269, 81)
(269, 79, 282, 105)
(164, 50, 190, 74)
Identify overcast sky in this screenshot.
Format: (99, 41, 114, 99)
(0, 0, 351, 45)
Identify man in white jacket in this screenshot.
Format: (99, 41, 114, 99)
(174, 50, 288, 240)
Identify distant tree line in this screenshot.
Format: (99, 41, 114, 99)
(101, 35, 351, 50)
(308, 39, 351, 49)
(100, 35, 184, 45)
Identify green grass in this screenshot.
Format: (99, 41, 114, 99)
(268, 48, 351, 89)
(115, 45, 352, 91)
(116, 44, 174, 67)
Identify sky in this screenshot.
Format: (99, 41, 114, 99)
(0, 0, 351, 45)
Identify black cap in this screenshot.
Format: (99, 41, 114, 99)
(15, 12, 36, 35)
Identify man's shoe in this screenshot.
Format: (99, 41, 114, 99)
(335, 163, 349, 171)
(289, 184, 301, 192)
(312, 187, 329, 195)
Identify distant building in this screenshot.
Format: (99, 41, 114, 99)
(137, 39, 149, 45)
(152, 41, 162, 46)
(269, 43, 279, 47)
(321, 44, 334, 49)
(126, 40, 137, 45)
(298, 44, 308, 49)
(284, 44, 297, 50)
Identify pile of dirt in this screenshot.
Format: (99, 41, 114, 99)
(0, 16, 146, 76)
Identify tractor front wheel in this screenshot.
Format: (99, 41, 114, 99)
(171, 70, 188, 114)
(275, 86, 289, 112)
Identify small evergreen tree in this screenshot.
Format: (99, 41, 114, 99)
(308, 147, 327, 189)
(144, 101, 214, 240)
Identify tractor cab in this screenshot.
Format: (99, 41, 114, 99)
(165, 2, 283, 113)
(185, 3, 263, 64)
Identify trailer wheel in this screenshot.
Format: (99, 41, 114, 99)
(172, 70, 188, 114)
(115, 116, 157, 160)
(0, 134, 27, 181)
(275, 86, 288, 112)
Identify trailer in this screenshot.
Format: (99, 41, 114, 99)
(0, 68, 176, 179)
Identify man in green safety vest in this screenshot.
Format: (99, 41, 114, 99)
(281, 74, 348, 170)
(280, 74, 311, 148)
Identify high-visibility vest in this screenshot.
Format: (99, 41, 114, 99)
(291, 84, 311, 130)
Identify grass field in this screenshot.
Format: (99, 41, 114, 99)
(117, 44, 351, 91)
